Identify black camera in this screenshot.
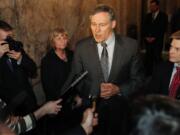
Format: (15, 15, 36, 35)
(3, 36, 22, 52)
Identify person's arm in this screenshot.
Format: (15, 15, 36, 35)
(6, 99, 62, 134)
(33, 99, 62, 120)
(63, 108, 98, 135)
(5, 114, 36, 134)
(80, 108, 98, 135)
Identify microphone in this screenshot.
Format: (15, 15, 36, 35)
(60, 70, 88, 98)
(58, 71, 88, 111)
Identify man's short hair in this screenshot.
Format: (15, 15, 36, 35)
(90, 4, 116, 21)
(170, 30, 180, 39)
(150, 0, 160, 5)
(131, 95, 180, 135)
(0, 20, 13, 31)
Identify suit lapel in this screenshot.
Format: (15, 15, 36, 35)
(108, 36, 125, 82)
(164, 62, 174, 95)
(90, 39, 104, 81)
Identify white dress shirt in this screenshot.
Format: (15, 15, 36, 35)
(97, 32, 115, 76)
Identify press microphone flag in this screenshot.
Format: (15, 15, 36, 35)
(60, 70, 88, 97)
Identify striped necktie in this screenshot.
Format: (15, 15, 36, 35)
(169, 67, 180, 98)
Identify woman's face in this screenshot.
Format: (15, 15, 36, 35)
(53, 33, 68, 50)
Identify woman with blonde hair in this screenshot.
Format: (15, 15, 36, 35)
(41, 28, 74, 134)
(41, 27, 73, 101)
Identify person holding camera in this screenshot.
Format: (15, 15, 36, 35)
(0, 20, 38, 116)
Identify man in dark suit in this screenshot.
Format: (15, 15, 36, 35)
(148, 30, 180, 99)
(62, 4, 144, 135)
(143, 0, 168, 76)
(0, 20, 37, 115)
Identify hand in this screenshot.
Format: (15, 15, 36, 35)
(100, 83, 120, 99)
(33, 99, 62, 120)
(5, 115, 22, 125)
(81, 108, 98, 135)
(43, 99, 62, 115)
(0, 43, 9, 57)
(7, 50, 22, 60)
(74, 95, 83, 108)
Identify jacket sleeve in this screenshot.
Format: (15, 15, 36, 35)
(19, 49, 37, 78)
(7, 113, 36, 134)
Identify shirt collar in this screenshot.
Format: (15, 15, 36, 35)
(153, 10, 159, 18)
(174, 63, 180, 69)
(97, 32, 115, 46)
(106, 32, 115, 46)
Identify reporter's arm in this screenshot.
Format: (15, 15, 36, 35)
(6, 99, 62, 134)
(33, 99, 62, 120)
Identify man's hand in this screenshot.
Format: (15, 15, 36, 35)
(0, 43, 9, 57)
(7, 50, 22, 61)
(100, 83, 120, 99)
(81, 108, 98, 135)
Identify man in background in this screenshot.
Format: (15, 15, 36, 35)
(143, 0, 168, 76)
(147, 30, 180, 99)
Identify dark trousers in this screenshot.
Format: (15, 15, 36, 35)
(94, 96, 129, 135)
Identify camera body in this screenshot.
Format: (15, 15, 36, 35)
(4, 36, 22, 52)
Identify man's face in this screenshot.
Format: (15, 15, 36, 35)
(0, 29, 12, 41)
(149, 2, 159, 13)
(169, 39, 180, 65)
(90, 12, 116, 43)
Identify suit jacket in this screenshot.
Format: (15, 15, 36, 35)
(0, 49, 37, 114)
(147, 61, 180, 99)
(143, 11, 168, 45)
(62, 34, 144, 98)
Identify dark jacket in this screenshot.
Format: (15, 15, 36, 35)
(0, 49, 37, 115)
(41, 49, 73, 101)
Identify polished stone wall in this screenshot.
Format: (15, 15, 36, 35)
(0, 0, 179, 64)
(0, 0, 143, 65)
(0, 0, 179, 103)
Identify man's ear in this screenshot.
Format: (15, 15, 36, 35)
(112, 20, 116, 29)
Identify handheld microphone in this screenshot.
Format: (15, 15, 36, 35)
(57, 70, 88, 112)
(60, 70, 88, 97)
